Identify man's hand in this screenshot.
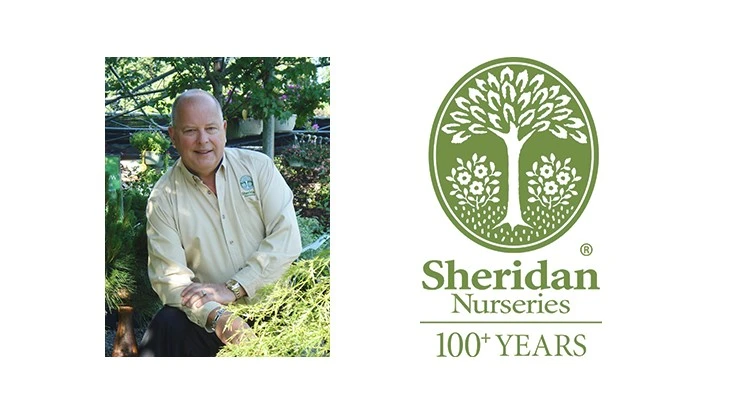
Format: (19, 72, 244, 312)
(181, 282, 237, 308)
(214, 312, 255, 345)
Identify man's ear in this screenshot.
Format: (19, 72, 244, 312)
(223, 120, 228, 143)
(168, 127, 177, 148)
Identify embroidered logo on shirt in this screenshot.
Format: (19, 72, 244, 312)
(240, 175, 255, 197)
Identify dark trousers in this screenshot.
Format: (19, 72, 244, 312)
(139, 306, 225, 357)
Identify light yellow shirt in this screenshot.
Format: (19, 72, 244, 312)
(146, 148, 302, 328)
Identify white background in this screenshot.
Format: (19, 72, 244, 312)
(3, 1, 734, 412)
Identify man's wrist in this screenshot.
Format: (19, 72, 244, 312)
(225, 279, 246, 301)
(206, 307, 227, 333)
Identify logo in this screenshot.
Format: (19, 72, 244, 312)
(239, 175, 255, 197)
(430, 57, 598, 252)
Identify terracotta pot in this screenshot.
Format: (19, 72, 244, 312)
(111, 305, 139, 357)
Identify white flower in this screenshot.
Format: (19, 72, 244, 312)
(540, 164, 554, 179)
(544, 181, 559, 195)
(469, 181, 484, 195)
(556, 171, 571, 185)
(474, 164, 488, 179)
(457, 171, 472, 185)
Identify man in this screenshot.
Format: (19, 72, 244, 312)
(139, 89, 301, 357)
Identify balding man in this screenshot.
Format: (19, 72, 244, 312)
(139, 89, 301, 356)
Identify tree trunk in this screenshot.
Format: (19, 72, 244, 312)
(497, 134, 532, 230)
(263, 115, 275, 159)
(111, 305, 138, 357)
(261, 58, 277, 159)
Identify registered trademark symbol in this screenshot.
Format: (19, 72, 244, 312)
(580, 243, 593, 256)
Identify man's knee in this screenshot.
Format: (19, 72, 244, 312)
(140, 305, 222, 357)
(149, 306, 190, 333)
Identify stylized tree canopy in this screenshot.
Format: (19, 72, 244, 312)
(441, 67, 588, 145)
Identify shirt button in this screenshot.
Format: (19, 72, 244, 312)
(208, 190, 212, 195)
(222, 214, 226, 219)
(229, 240, 234, 245)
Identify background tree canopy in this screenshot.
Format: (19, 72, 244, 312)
(105, 57, 330, 130)
(105, 57, 332, 357)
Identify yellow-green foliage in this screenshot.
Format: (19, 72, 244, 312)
(218, 252, 330, 357)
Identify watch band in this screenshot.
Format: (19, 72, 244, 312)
(207, 307, 227, 333)
(226, 279, 245, 300)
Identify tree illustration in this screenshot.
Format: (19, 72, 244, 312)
(441, 66, 588, 230)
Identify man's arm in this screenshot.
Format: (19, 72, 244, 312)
(205, 307, 253, 345)
(230, 154, 302, 298)
(146, 191, 221, 328)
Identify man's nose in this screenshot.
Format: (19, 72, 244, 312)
(195, 129, 210, 143)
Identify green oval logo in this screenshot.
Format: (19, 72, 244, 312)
(430, 57, 598, 252)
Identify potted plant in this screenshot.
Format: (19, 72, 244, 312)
(130, 130, 171, 168)
(281, 77, 330, 130)
(226, 108, 264, 138)
(105, 172, 143, 357)
(275, 113, 297, 133)
(225, 84, 286, 138)
(105, 170, 163, 356)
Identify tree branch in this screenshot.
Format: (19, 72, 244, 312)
(106, 88, 167, 105)
(487, 127, 507, 140)
(109, 66, 167, 130)
(519, 130, 535, 145)
(129, 68, 176, 94)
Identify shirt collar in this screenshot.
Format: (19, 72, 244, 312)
(175, 152, 227, 183)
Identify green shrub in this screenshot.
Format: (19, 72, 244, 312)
(218, 252, 330, 357)
(105, 175, 148, 312)
(297, 214, 323, 246)
(129, 130, 171, 154)
(275, 137, 330, 228)
(105, 165, 163, 325)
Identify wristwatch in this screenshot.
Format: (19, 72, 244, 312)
(225, 279, 245, 301)
(206, 307, 227, 333)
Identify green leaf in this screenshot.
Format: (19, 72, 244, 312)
(518, 108, 535, 127)
(450, 112, 470, 125)
(468, 87, 485, 104)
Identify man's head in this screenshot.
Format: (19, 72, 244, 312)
(168, 89, 227, 179)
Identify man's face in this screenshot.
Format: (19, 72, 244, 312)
(168, 93, 227, 179)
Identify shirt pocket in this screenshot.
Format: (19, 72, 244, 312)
(238, 192, 264, 228)
(236, 195, 265, 247)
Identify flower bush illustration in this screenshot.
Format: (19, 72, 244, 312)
(526, 153, 581, 210)
(446, 153, 503, 211)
